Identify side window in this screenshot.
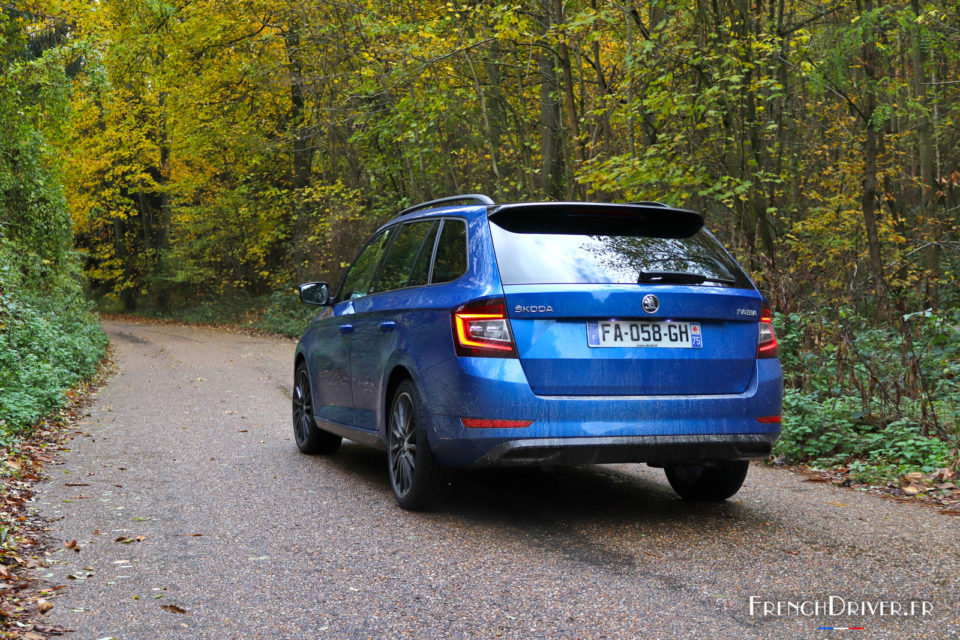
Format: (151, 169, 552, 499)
(406, 221, 439, 288)
(430, 219, 467, 284)
(371, 221, 437, 293)
(338, 228, 394, 301)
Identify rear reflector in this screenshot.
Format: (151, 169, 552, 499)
(461, 418, 534, 429)
(756, 415, 782, 423)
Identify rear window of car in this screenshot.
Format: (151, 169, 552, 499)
(488, 206, 751, 288)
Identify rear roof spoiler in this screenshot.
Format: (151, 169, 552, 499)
(488, 202, 704, 238)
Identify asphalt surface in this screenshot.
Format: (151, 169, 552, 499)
(32, 319, 959, 639)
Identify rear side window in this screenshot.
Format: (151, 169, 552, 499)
(488, 207, 751, 288)
(339, 228, 395, 300)
(407, 222, 439, 287)
(430, 219, 467, 284)
(372, 221, 438, 293)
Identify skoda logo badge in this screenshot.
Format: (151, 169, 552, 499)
(641, 294, 659, 314)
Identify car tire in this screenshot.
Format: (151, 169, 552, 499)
(293, 363, 342, 455)
(664, 460, 749, 501)
(387, 380, 446, 511)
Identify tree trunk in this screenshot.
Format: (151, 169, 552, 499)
(283, 15, 317, 281)
(910, 0, 938, 306)
(555, 0, 582, 199)
(538, 0, 564, 199)
(860, 0, 888, 315)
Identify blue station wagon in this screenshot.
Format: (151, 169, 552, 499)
(293, 195, 783, 510)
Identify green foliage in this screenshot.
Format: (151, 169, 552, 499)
(250, 291, 318, 337)
(774, 308, 959, 480)
(0, 265, 107, 440)
(0, 10, 107, 442)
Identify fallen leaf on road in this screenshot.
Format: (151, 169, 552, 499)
(827, 501, 846, 507)
(135, 535, 146, 542)
(64, 483, 90, 487)
(161, 604, 188, 614)
(36, 598, 53, 613)
(938, 509, 960, 516)
(803, 477, 829, 483)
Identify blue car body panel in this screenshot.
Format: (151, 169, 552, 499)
(295, 202, 783, 468)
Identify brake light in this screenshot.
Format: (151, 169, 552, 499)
(756, 415, 782, 423)
(452, 298, 518, 358)
(757, 306, 778, 358)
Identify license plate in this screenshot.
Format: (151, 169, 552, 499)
(586, 320, 703, 348)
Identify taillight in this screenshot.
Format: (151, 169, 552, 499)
(452, 298, 518, 358)
(757, 306, 778, 358)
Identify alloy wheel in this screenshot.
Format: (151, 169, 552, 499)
(293, 368, 313, 448)
(389, 391, 417, 497)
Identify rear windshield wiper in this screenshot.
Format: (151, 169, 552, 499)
(637, 271, 735, 286)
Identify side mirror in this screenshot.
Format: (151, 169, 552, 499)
(298, 282, 330, 306)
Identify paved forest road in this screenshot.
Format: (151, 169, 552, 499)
(33, 320, 958, 640)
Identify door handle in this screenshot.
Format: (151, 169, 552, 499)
(379, 321, 397, 333)
(338, 324, 354, 334)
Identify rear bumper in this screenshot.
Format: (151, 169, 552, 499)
(420, 356, 783, 468)
(471, 433, 777, 467)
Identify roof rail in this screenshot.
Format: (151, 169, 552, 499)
(397, 194, 494, 217)
(627, 201, 669, 207)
